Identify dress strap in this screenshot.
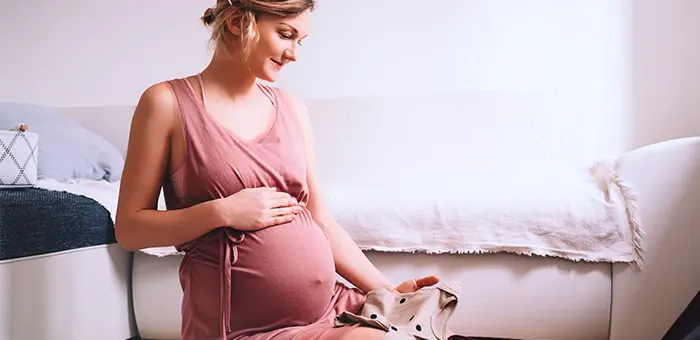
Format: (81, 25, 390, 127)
(257, 83, 278, 107)
(194, 72, 276, 109)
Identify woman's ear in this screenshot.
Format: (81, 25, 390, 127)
(225, 14, 242, 36)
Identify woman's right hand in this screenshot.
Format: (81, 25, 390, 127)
(216, 187, 303, 231)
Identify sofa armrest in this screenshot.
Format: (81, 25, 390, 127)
(609, 137, 700, 340)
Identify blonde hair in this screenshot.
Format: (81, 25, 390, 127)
(201, 0, 315, 61)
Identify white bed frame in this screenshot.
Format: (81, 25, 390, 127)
(0, 245, 135, 340)
(1, 94, 698, 340)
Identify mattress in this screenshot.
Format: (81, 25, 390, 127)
(0, 181, 117, 262)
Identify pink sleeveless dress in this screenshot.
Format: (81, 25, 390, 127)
(162, 75, 366, 340)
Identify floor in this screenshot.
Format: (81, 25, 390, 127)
(685, 325, 700, 340)
(665, 290, 700, 340)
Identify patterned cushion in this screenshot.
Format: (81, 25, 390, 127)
(0, 130, 39, 186)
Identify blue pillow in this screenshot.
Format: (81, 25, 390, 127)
(0, 102, 124, 182)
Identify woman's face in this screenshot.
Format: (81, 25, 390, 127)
(245, 10, 310, 82)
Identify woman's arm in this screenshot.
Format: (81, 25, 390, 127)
(115, 83, 225, 251)
(286, 93, 395, 293)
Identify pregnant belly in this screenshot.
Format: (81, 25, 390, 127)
(229, 210, 337, 332)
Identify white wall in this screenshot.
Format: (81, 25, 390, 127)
(630, 0, 700, 148)
(0, 0, 698, 155)
(0, 0, 212, 107)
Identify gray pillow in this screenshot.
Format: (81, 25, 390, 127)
(0, 102, 124, 182)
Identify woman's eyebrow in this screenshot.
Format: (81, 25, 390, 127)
(278, 22, 308, 38)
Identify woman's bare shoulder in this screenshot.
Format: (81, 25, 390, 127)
(126, 81, 179, 137)
(133, 81, 179, 125)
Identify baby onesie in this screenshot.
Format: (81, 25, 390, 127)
(334, 282, 462, 339)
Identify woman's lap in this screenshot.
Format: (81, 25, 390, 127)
(338, 326, 387, 340)
(237, 324, 386, 340)
(235, 282, 371, 340)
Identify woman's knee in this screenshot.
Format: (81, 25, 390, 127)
(342, 326, 387, 340)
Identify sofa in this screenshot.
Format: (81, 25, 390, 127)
(1, 93, 699, 340)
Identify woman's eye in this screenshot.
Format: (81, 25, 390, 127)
(279, 32, 292, 39)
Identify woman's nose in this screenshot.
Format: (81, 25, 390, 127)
(283, 48, 296, 62)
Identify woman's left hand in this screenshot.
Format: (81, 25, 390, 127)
(393, 275, 440, 293)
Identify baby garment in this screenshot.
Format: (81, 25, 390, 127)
(334, 282, 462, 339)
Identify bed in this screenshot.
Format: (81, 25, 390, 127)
(0, 180, 133, 340)
(1, 92, 698, 340)
(0, 103, 135, 340)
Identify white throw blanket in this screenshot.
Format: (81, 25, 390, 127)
(138, 161, 644, 268)
(327, 161, 643, 267)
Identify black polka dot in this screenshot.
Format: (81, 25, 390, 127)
(416, 324, 422, 331)
(370, 314, 377, 319)
(390, 326, 398, 331)
(399, 298, 406, 304)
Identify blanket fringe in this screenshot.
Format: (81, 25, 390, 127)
(357, 244, 636, 264)
(591, 159, 645, 269)
(140, 244, 640, 264)
(610, 171, 645, 269)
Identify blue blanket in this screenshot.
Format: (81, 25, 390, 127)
(0, 187, 116, 261)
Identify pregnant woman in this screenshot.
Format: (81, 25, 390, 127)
(114, 0, 440, 339)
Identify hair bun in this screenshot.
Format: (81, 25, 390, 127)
(201, 7, 216, 26)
